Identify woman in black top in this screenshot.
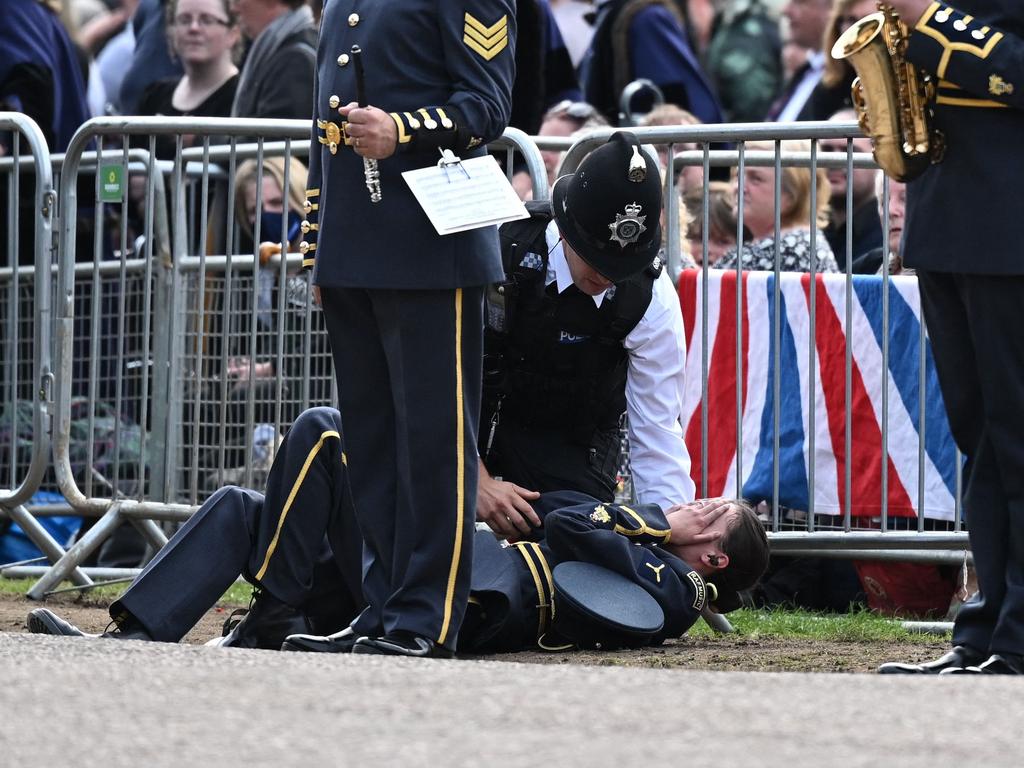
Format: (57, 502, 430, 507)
(136, 0, 240, 156)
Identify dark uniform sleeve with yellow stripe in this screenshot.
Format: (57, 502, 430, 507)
(388, 2, 516, 154)
(542, 501, 708, 639)
(907, 2, 1024, 109)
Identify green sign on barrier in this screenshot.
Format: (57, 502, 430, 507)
(100, 164, 124, 203)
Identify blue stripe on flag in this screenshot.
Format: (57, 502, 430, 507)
(743, 276, 810, 510)
(852, 278, 958, 497)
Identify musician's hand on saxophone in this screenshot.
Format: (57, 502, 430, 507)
(339, 102, 397, 161)
(880, 0, 931, 25)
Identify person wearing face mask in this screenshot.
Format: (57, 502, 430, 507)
(197, 155, 330, 475)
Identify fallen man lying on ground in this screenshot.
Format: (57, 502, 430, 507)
(27, 407, 769, 656)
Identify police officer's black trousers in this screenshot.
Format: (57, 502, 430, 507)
(918, 271, 1024, 655)
(320, 286, 484, 650)
(111, 407, 363, 642)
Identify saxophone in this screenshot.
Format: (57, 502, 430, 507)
(831, 3, 944, 181)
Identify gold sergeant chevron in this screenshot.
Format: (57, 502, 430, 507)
(463, 12, 508, 61)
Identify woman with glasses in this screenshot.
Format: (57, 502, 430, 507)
(136, 0, 240, 155)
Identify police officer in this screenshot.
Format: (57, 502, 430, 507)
(579, 0, 724, 125)
(302, 1, 516, 657)
(26, 407, 769, 653)
(875, 0, 1024, 675)
(476, 131, 696, 540)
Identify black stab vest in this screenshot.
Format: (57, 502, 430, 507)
(483, 202, 658, 445)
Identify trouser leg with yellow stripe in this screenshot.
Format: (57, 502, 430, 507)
(111, 407, 363, 642)
(321, 286, 484, 651)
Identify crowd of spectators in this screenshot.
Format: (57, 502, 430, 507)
(1, 0, 904, 277)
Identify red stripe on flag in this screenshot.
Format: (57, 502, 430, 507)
(683, 271, 749, 497)
(804, 276, 914, 516)
(678, 269, 697, 355)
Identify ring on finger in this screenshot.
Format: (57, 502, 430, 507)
(355, 137, 361, 148)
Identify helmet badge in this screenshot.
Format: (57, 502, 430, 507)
(608, 203, 647, 248)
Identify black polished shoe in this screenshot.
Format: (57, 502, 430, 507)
(281, 626, 360, 653)
(27, 608, 153, 641)
(206, 589, 310, 650)
(877, 645, 984, 674)
(951, 653, 1024, 675)
(353, 632, 454, 659)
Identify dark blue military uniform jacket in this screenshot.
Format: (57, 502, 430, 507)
(303, 0, 515, 289)
(463, 491, 709, 653)
(903, 1, 1024, 275)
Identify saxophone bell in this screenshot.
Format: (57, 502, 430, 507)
(831, 5, 945, 182)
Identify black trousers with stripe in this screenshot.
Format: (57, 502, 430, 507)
(918, 271, 1024, 656)
(111, 407, 363, 642)
(321, 286, 484, 650)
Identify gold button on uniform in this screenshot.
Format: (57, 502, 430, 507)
(328, 95, 340, 108)
(301, 220, 311, 234)
(348, 13, 359, 26)
(337, 53, 350, 66)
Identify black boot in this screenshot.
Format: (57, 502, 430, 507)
(207, 588, 310, 650)
(943, 653, 1024, 675)
(27, 608, 153, 641)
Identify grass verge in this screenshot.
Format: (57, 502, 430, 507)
(0, 576, 252, 606)
(688, 607, 950, 643)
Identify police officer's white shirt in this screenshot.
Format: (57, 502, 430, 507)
(546, 223, 696, 510)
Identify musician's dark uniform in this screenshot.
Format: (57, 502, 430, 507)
(901, 2, 1024, 666)
(302, 1, 515, 652)
(579, 0, 724, 125)
(108, 408, 712, 652)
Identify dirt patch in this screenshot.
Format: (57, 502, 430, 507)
(0, 591, 950, 672)
(1, 589, 242, 646)
(477, 636, 949, 673)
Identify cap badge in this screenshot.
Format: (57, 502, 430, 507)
(608, 202, 647, 248)
(628, 145, 646, 182)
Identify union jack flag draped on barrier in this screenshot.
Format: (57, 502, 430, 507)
(677, 270, 960, 521)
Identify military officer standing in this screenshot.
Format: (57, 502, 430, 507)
(875, 0, 1024, 675)
(301, 1, 516, 657)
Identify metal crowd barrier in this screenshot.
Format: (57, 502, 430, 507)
(17, 117, 545, 597)
(0, 113, 87, 584)
(1, 113, 969, 601)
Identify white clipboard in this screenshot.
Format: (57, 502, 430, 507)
(402, 152, 530, 236)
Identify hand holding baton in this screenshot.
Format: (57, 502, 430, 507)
(351, 45, 382, 203)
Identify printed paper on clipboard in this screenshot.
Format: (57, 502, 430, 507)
(402, 154, 529, 235)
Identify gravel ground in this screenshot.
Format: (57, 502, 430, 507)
(1, 631, 1020, 768)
